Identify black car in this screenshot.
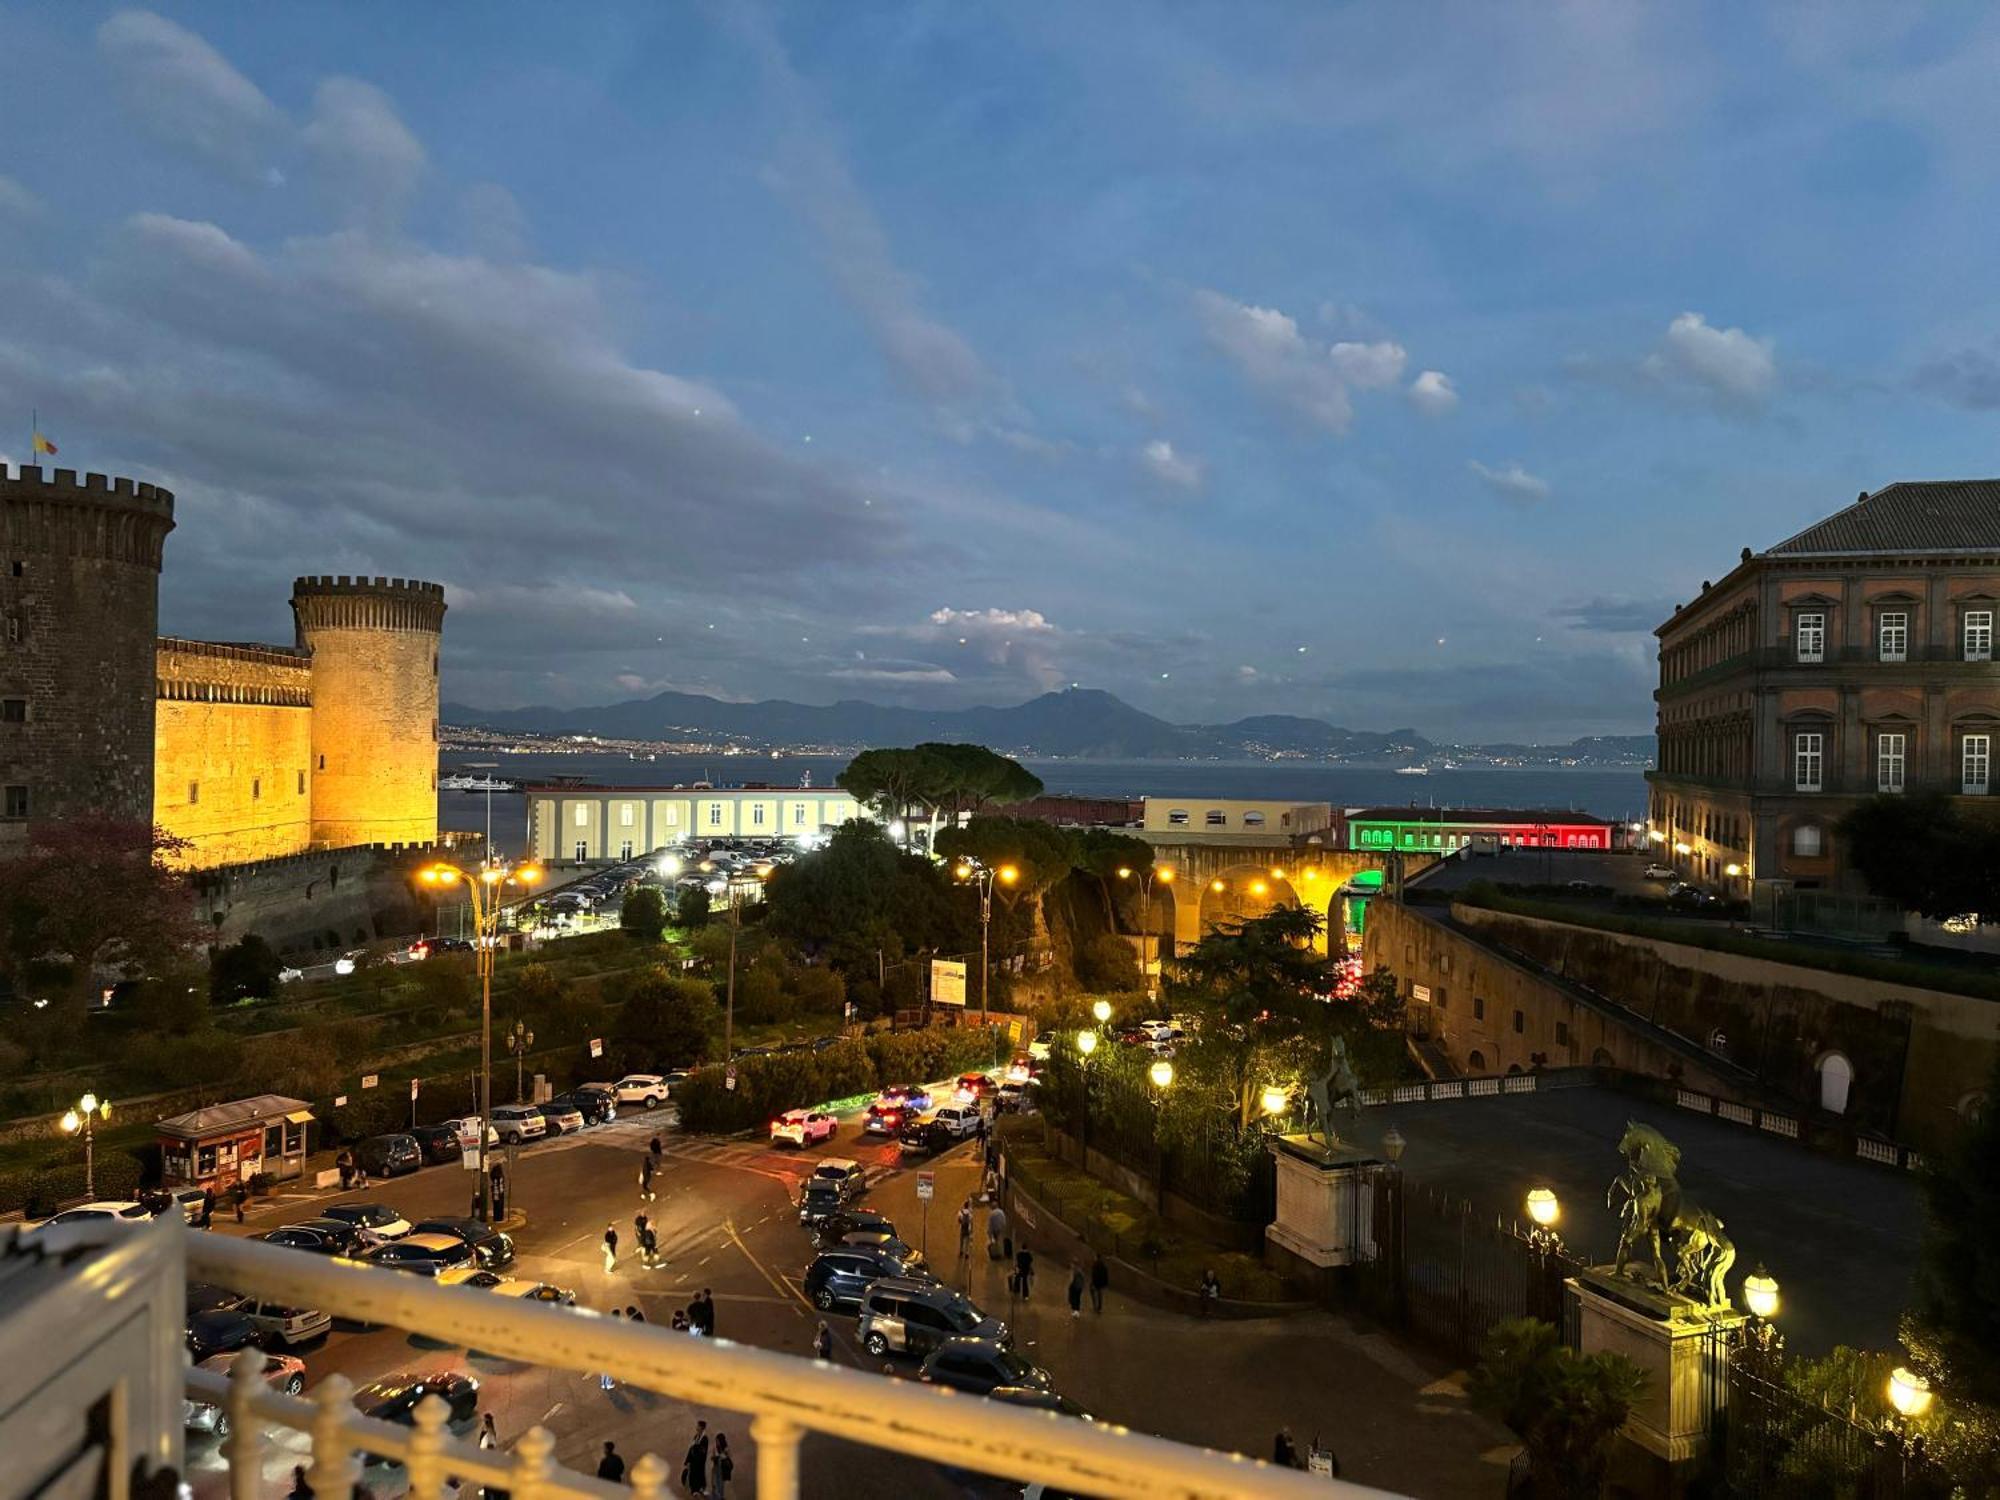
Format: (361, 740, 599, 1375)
(547, 1089, 616, 1125)
(918, 1336, 1052, 1396)
(258, 1222, 366, 1256)
(410, 1218, 516, 1270)
(410, 1122, 465, 1165)
(808, 1209, 897, 1253)
(360, 1234, 475, 1276)
(354, 1372, 481, 1457)
(897, 1117, 954, 1158)
(428, 937, 474, 954)
(187, 1308, 263, 1361)
(356, 1133, 422, 1178)
(803, 1243, 932, 1312)
(186, 1282, 250, 1317)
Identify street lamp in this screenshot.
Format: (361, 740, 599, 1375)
(1091, 998, 1112, 1025)
(1149, 1057, 1174, 1090)
(1115, 864, 1175, 998)
(1524, 1186, 1563, 1255)
(1260, 1083, 1290, 1118)
(1739, 1265, 1783, 1364)
(507, 1020, 536, 1103)
(1724, 862, 1743, 878)
(1076, 1028, 1098, 1058)
(1887, 1367, 1933, 1421)
(419, 855, 543, 1221)
(953, 859, 1019, 1024)
(723, 864, 773, 1063)
(58, 1093, 110, 1200)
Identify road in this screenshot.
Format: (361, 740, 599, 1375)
(188, 1093, 1510, 1498)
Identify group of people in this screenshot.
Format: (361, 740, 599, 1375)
(602, 1420, 731, 1498)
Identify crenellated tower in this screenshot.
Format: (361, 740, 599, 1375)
(291, 575, 445, 849)
(0, 464, 175, 850)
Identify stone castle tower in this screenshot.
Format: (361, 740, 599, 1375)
(292, 575, 446, 850)
(0, 465, 176, 852)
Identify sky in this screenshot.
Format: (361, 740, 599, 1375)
(3, 5, 1999, 741)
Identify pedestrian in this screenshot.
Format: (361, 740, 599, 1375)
(287, 1465, 314, 1500)
(983, 1164, 1000, 1202)
(707, 1433, 733, 1499)
(957, 1200, 972, 1258)
(697, 1288, 716, 1338)
(335, 1149, 354, 1191)
(985, 1203, 1007, 1260)
(1067, 1264, 1085, 1318)
(640, 1222, 659, 1267)
(1013, 1246, 1034, 1299)
(232, 1181, 247, 1224)
(200, 1186, 215, 1228)
(596, 1441, 625, 1483)
(649, 1134, 663, 1165)
(671, 1310, 689, 1332)
(602, 1223, 619, 1273)
(1199, 1268, 1221, 1316)
(679, 1421, 709, 1496)
(812, 1320, 833, 1361)
(1273, 1428, 1299, 1469)
(1089, 1253, 1108, 1314)
(634, 1210, 649, 1251)
(639, 1155, 656, 1202)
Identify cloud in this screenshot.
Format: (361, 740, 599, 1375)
(1407, 369, 1459, 415)
(1467, 459, 1551, 504)
(1327, 340, 1407, 389)
(1551, 597, 1677, 634)
(1195, 290, 1446, 435)
(97, 11, 286, 183)
(1139, 438, 1204, 491)
(827, 662, 960, 686)
(126, 212, 264, 278)
(303, 78, 426, 230)
(1640, 311, 1777, 409)
(1912, 343, 2000, 411)
(0, 176, 42, 219)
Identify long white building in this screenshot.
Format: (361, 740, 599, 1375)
(525, 781, 867, 863)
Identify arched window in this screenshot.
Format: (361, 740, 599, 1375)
(1591, 1047, 1615, 1069)
(1242, 811, 1266, 827)
(1792, 824, 1823, 857)
(1816, 1052, 1853, 1115)
(1167, 809, 1189, 826)
(1466, 1049, 1486, 1073)
(1958, 1092, 1987, 1123)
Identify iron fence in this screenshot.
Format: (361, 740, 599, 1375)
(1717, 1360, 1949, 1499)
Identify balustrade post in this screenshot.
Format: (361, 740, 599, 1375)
(403, 1393, 451, 1500)
(750, 1413, 805, 1500)
(510, 1424, 558, 1500)
(628, 1451, 668, 1500)
(307, 1374, 359, 1500)
(222, 1347, 266, 1500)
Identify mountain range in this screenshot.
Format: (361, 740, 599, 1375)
(444, 686, 1654, 766)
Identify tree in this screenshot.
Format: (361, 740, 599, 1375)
(908, 743, 1043, 843)
(1075, 933, 1140, 991)
(837, 748, 931, 843)
(210, 934, 282, 1004)
(1907, 1050, 2000, 1408)
(0, 819, 200, 1015)
(1075, 828, 1157, 929)
(765, 820, 969, 973)
(1839, 794, 2000, 922)
(620, 886, 668, 944)
(612, 967, 719, 1068)
(1470, 1318, 1646, 1500)
(677, 885, 711, 928)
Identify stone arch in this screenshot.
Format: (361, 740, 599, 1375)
(1591, 1047, 1615, 1068)
(1467, 1048, 1487, 1073)
(1815, 1050, 1854, 1115)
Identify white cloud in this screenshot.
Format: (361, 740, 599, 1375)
(1641, 311, 1776, 408)
(126, 213, 263, 278)
(304, 78, 426, 230)
(96, 11, 286, 183)
(1468, 459, 1551, 504)
(1328, 340, 1407, 390)
(1139, 438, 1205, 491)
(0, 176, 42, 219)
(827, 664, 959, 686)
(925, 607, 1056, 635)
(1407, 369, 1459, 415)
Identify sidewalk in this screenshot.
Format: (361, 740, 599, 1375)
(864, 1139, 1516, 1499)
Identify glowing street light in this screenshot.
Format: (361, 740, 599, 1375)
(955, 858, 1020, 1022)
(1524, 1185, 1563, 1255)
(1076, 1029, 1099, 1058)
(1116, 863, 1175, 998)
(1149, 1057, 1174, 1089)
(659, 853, 683, 878)
(1091, 998, 1112, 1025)
(1673, 842, 1693, 856)
(1724, 862, 1744, 878)
(1260, 1083, 1290, 1117)
(59, 1092, 111, 1199)
(1887, 1367, 1933, 1421)
(1250, 879, 1268, 897)
(1743, 1266, 1780, 1322)
(1210, 878, 1226, 893)
(1270, 866, 1286, 880)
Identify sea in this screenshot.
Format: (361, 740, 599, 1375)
(439, 752, 1651, 856)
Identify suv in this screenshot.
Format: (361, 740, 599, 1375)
(930, 1103, 982, 1139)
(361, 1233, 476, 1276)
(858, 1278, 1006, 1359)
(611, 1074, 671, 1108)
(549, 1088, 616, 1125)
(490, 1105, 546, 1144)
(410, 1217, 516, 1270)
(357, 1134, 422, 1178)
(771, 1109, 837, 1148)
(260, 1221, 366, 1257)
(919, 1336, 1052, 1395)
(540, 1102, 586, 1136)
(803, 1243, 932, 1312)
(319, 1203, 412, 1242)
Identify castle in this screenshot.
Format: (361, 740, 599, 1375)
(0, 463, 443, 870)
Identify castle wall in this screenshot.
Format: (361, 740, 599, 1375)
(0, 465, 174, 852)
(153, 639, 314, 867)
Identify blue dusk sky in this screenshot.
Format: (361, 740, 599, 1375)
(3, 5, 1998, 740)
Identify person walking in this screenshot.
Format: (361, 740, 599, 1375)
(1199, 1268, 1221, 1317)
(695, 1288, 716, 1338)
(956, 1200, 972, 1259)
(1273, 1428, 1299, 1469)
(707, 1433, 733, 1499)
(602, 1223, 619, 1274)
(1066, 1264, 1085, 1318)
(1012, 1246, 1034, 1300)
(595, 1442, 625, 1483)
(640, 1221, 660, 1268)
(633, 1211, 649, 1256)
(1089, 1253, 1108, 1314)
(985, 1203, 1007, 1260)
(639, 1155, 656, 1202)
(679, 1421, 709, 1496)
(199, 1186, 215, 1228)
(649, 1134, 663, 1167)
(335, 1149, 354, 1191)
(812, 1320, 833, 1361)
(478, 1413, 499, 1453)
(231, 1181, 247, 1224)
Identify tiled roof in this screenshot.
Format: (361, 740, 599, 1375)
(1765, 481, 2000, 556)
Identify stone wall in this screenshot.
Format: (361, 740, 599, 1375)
(154, 639, 314, 867)
(190, 844, 435, 954)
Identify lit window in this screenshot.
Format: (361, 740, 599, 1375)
(1878, 611, 1907, 662)
(1794, 731, 1823, 792)
(1966, 610, 1994, 662)
(619, 805, 634, 828)
(1795, 611, 1825, 663)
(1965, 734, 1992, 796)
(573, 805, 589, 828)
(1792, 825, 1822, 857)
(663, 806, 680, 827)
(1877, 732, 1905, 794)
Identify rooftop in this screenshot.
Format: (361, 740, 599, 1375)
(155, 1094, 311, 1140)
(1346, 806, 1616, 826)
(1764, 479, 2000, 557)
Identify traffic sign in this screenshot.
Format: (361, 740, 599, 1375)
(725, 1064, 738, 1092)
(361, 1074, 378, 1090)
(916, 1171, 934, 1203)
(589, 1037, 603, 1059)
(410, 1077, 421, 1101)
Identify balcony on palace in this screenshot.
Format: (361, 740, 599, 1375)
(0, 1221, 1393, 1500)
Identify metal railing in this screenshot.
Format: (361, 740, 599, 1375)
(186, 1233, 1395, 1500)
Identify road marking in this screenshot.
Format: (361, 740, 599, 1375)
(543, 1402, 566, 1422)
(723, 1219, 810, 1316)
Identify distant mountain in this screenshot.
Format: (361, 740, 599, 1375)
(444, 686, 1653, 765)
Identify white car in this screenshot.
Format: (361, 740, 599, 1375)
(611, 1074, 672, 1108)
(1643, 863, 1677, 880)
(490, 1105, 546, 1144)
(771, 1109, 837, 1147)
(36, 1200, 152, 1230)
(278, 966, 305, 984)
(1027, 1031, 1052, 1062)
(438, 1267, 577, 1304)
(930, 1104, 982, 1139)
(241, 1297, 333, 1347)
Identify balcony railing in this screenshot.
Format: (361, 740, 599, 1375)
(176, 1231, 1388, 1500)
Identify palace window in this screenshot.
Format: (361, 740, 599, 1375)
(1794, 731, 1824, 792)
(1965, 734, 1992, 796)
(792, 803, 809, 826)
(1167, 809, 1189, 826)
(297, 771, 306, 794)
(1205, 810, 1227, 826)
(1877, 732, 1906, 794)
(707, 804, 723, 828)
(573, 805, 589, 828)
(1242, 811, 1266, 826)
(751, 804, 766, 827)
(1795, 611, 1825, 663)
(1793, 824, 1823, 857)
(662, 806, 680, 827)
(252, 777, 261, 800)
(619, 840, 634, 861)
(1878, 611, 1908, 662)
(0, 699, 24, 723)
(189, 781, 199, 805)
(573, 839, 588, 862)
(618, 805, 635, 828)
(1966, 610, 1994, 662)
(2, 785, 26, 819)
(1472, 996, 1486, 1021)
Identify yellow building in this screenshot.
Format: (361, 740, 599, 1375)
(153, 576, 445, 869)
(1140, 796, 1333, 843)
(527, 783, 864, 864)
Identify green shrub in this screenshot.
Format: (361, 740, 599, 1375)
(677, 1027, 1005, 1134)
(1, 1153, 145, 1218)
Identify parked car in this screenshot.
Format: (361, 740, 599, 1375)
(897, 1115, 954, 1158)
(808, 1209, 897, 1253)
(918, 1336, 1052, 1396)
(411, 1122, 468, 1166)
(361, 1233, 477, 1277)
(803, 1243, 933, 1312)
(952, 1073, 996, 1104)
(1643, 863, 1677, 880)
(540, 1102, 586, 1136)
(548, 1088, 616, 1125)
(609, 1074, 671, 1109)
(186, 1308, 264, 1362)
(929, 1103, 983, 1139)
(771, 1109, 838, 1148)
(995, 1082, 1035, 1114)
(186, 1282, 250, 1317)
(140, 1185, 210, 1223)
(240, 1298, 333, 1347)
(352, 1372, 481, 1452)
(185, 1351, 305, 1437)
(490, 1105, 547, 1144)
(410, 1217, 517, 1269)
(38, 1200, 153, 1229)
(319, 1203, 413, 1242)
(438, 1267, 577, 1303)
(356, 1134, 422, 1179)
(1027, 1031, 1052, 1062)
(858, 1278, 1005, 1359)
(988, 1387, 1092, 1420)
(259, 1221, 366, 1257)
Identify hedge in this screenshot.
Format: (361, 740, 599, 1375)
(0, 1152, 145, 1219)
(677, 1027, 1008, 1135)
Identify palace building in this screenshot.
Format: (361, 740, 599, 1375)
(1647, 480, 2000, 896)
(526, 782, 866, 864)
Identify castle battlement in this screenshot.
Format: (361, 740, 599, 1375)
(0, 463, 176, 517)
(291, 575, 446, 637)
(292, 574, 446, 599)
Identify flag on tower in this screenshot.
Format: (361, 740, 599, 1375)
(31, 432, 55, 456)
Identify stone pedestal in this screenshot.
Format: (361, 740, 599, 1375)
(1264, 1135, 1381, 1275)
(1571, 1269, 1745, 1472)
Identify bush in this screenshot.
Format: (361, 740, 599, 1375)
(792, 965, 846, 1016)
(211, 934, 283, 1004)
(677, 1027, 1005, 1134)
(610, 967, 718, 1069)
(0, 1153, 145, 1218)
(677, 886, 711, 928)
(620, 886, 669, 944)
(1075, 933, 1140, 991)
(733, 967, 789, 1025)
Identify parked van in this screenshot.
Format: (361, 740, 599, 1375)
(856, 1278, 1006, 1359)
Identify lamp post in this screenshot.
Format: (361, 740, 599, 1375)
(1739, 1265, 1783, 1371)
(507, 1020, 536, 1103)
(59, 1093, 110, 1200)
(1115, 864, 1175, 998)
(953, 859, 1019, 1024)
(419, 855, 544, 1222)
(1146, 1057, 1174, 1211)
(1524, 1186, 1564, 1256)
(723, 865, 772, 1064)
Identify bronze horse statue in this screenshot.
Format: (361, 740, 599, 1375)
(1607, 1122, 1736, 1308)
(1303, 1036, 1364, 1146)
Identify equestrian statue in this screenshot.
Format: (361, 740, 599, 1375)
(1605, 1121, 1736, 1308)
(1302, 1036, 1365, 1148)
